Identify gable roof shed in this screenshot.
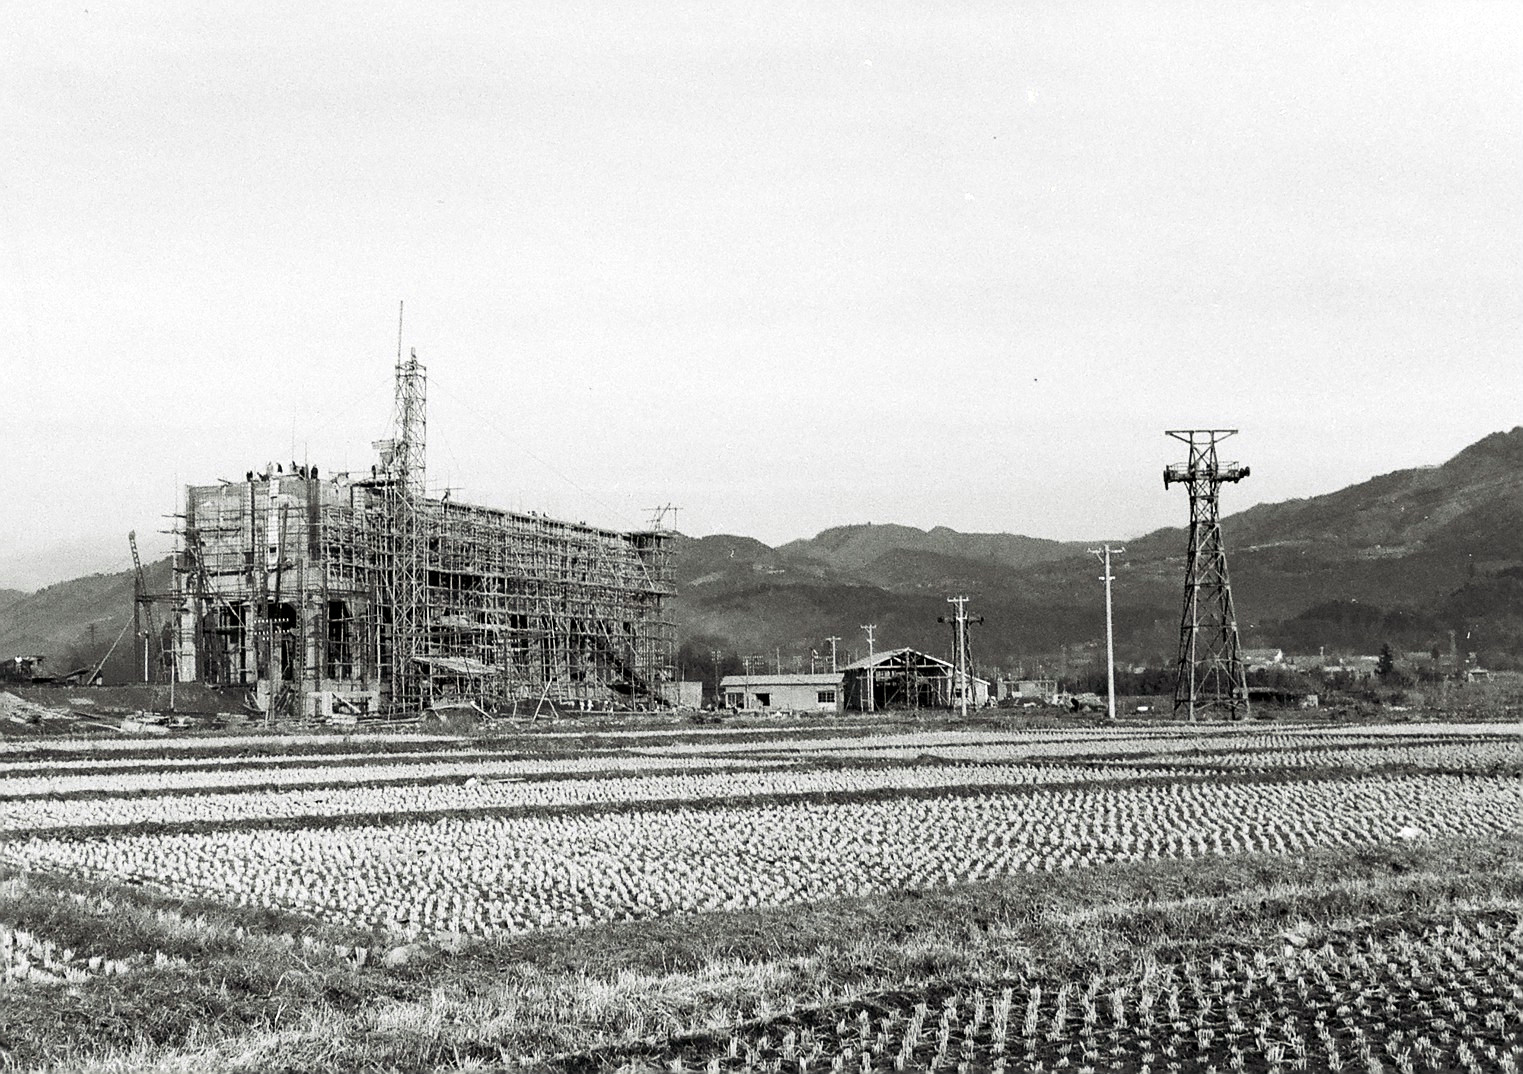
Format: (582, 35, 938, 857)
(840, 646, 989, 711)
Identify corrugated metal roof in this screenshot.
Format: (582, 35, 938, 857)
(838, 646, 930, 671)
(838, 646, 990, 685)
(719, 673, 844, 687)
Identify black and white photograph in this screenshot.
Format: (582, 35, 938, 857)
(1, 2, 1520, 1071)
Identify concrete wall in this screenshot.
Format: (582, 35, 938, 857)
(659, 681, 703, 709)
(182, 473, 378, 705)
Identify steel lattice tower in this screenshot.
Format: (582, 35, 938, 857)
(1164, 429, 1250, 721)
(385, 314, 429, 715)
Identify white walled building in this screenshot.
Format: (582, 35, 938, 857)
(719, 673, 843, 714)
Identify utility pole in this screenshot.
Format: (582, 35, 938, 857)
(939, 597, 983, 718)
(1088, 545, 1125, 721)
(742, 654, 755, 708)
(826, 636, 841, 672)
(167, 482, 178, 713)
(1164, 429, 1250, 721)
(710, 648, 722, 707)
(861, 624, 877, 713)
(951, 598, 969, 718)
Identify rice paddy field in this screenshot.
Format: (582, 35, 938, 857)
(1, 713, 1520, 1072)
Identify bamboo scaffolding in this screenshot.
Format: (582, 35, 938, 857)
(180, 471, 675, 719)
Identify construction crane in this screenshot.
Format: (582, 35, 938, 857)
(128, 530, 162, 683)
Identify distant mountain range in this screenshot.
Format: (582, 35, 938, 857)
(7, 429, 1523, 684)
(0, 560, 172, 684)
(671, 429, 1523, 674)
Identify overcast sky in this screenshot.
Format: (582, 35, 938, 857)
(2, 1, 1519, 590)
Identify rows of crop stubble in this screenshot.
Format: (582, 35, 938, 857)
(1, 719, 1521, 1073)
(4, 760, 1184, 832)
(6, 768, 1516, 935)
(596, 910, 1523, 1074)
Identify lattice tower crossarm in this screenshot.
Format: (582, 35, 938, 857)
(1163, 429, 1251, 721)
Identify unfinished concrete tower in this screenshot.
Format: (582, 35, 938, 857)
(1163, 429, 1250, 721)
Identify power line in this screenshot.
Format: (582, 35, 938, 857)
(428, 372, 643, 532)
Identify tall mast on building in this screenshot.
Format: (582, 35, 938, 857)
(1163, 429, 1250, 721)
(387, 302, 428, 714)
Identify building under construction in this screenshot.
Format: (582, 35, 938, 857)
(162, 343, 675, 719)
